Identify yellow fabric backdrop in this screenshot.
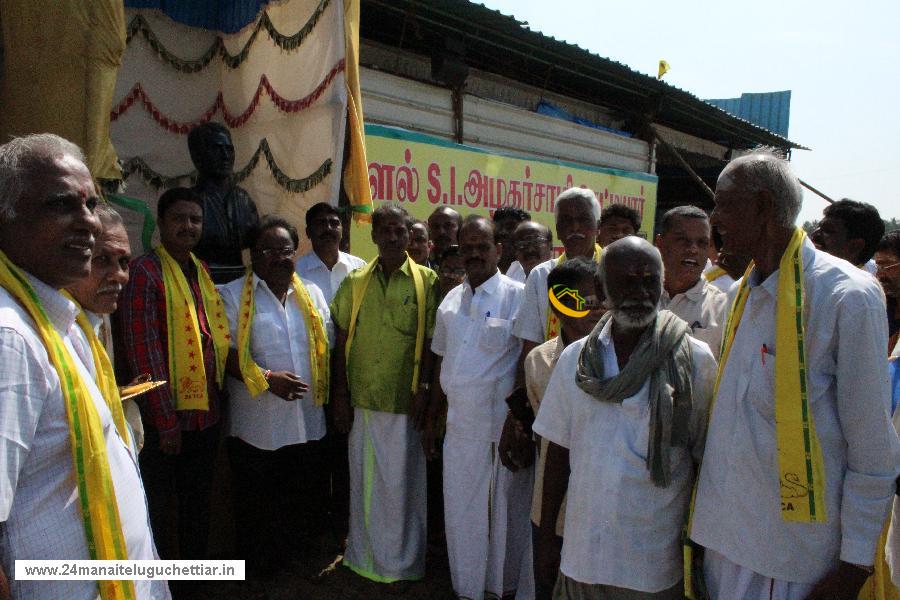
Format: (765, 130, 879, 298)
(0, 1, 125, 180)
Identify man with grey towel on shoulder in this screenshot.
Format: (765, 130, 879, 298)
(533, 236, 717, 599)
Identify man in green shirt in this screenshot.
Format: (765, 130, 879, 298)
(330, 204, 439, 584)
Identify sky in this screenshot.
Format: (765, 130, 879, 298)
(477, 0, 900, 224)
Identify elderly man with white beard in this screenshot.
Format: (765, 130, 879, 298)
(533, 236, 717, 599)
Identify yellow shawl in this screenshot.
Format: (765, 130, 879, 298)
(0, 251, 135, 600)
(236, 270, 330, 405)
(157, 246, 230, 411)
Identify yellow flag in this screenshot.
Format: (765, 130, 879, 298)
(658, 60, 670, 79)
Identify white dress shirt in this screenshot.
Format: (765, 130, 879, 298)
(505, 260, 526, 284)
(295, 249, 366, 303)
(533, 317, 716, 592)
(0, 275, 166, 600)
(660, 277, 728, 359)
(691, 239, 900, 584)
(86, 310, 145, 453)
(512, 257, 556, 343)
(221, 274, 332, 450)
(703, 259, 737, 293)
(432, 271, 524, 442)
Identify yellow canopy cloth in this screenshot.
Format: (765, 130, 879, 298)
(546, 244, 602, 339)
(0, 1, 125, 180)
(703, 266, 727, 283)
(157, 247, 230, 411)
(715, 228, 825, 522)
(0, 251, 135, 600)
(237, 270, 330, 405)
(346, 255, 426, 393)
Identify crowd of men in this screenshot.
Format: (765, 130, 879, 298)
(1, 130, 899, 600)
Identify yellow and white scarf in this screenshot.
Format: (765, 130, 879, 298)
(703, 265, 727, 283)
(157, 246, 230, 411)
(0, 251, 135, 600)
(346, 255, 426, 393)
(546, 244, 602, 339)
(715, 228, 826, 522)
(236, 270, 330, 405)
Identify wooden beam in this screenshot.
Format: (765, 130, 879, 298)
(651, 126, 716, 201)
(798, 179, 835, 204)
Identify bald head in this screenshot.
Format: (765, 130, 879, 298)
(599, 237, 663, 330)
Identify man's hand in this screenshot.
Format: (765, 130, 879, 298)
(498, 412, 534, 472)
(159, 427, 182, 456)
(332, 390, 354, 434)
(805, 561, 871, 600)
(534, 530, 562, 591)
(267, 371, 309, 401)
(421, 398, 445, 461)
(410, 389, 429, 432)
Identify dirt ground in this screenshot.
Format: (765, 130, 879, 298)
(193, 536, 456, 600)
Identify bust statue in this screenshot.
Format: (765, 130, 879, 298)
(187, 122, 259, 284)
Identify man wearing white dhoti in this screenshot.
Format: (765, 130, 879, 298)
(428, 215, 532, 600)
(330, 204, 439, 584)
(690, 149, 900, 600)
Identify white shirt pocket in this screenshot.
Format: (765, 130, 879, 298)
(478, 316, 513, 353)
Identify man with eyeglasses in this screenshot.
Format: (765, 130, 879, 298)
(220, 215, 332, 576)
(493, 207, 531, 278)
(507, 221, 553, 284)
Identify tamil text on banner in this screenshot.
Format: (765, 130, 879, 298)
(350, 124, 658, 260)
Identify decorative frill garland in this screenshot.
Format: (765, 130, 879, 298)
(111, 60, 345, 133)
(122, 138, 332, 194)
(126, 0, 331, 73)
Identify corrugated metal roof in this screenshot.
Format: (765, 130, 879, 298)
(706, 91, 792, 138)
(360, 0, 807, 150)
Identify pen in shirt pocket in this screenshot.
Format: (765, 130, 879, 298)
(761, 343, 775, 365)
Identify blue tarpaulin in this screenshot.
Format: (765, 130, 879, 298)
(124, 0, 272, 33)
(536, 100, 632, 138)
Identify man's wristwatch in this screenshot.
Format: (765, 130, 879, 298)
(418, 382, 431, 392)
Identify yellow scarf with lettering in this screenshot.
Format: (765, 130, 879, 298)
(237, 270, 330, 405)
(347, 255, 426, 393)
(157, 246, 230, 411)
(0, 251, 135, 600)
(715, 228, 825, 522)
(546, 244, 602, 339)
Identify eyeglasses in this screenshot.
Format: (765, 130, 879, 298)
(255, 247, 295, 259)
(514, 237, 551, 250)
(876, 261, 900, 274)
